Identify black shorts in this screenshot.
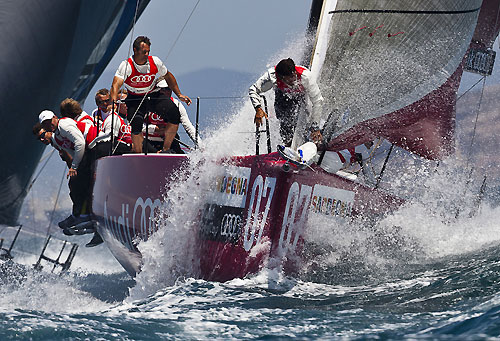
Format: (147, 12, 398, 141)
(125, 91, 181, 134)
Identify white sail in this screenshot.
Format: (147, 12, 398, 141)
(315, 0, 482, 147)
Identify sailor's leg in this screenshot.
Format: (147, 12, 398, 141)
(162, 123, 179, 151)
(152, 92, 181, 152)
(126, 94, 147, 153)
(68, 177, 83, 217)
(68, 152, 92, 216)
(131, 133, 144, 153)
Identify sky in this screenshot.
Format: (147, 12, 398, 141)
(83, 0, 313, 112)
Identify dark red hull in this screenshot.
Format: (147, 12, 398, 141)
(92, 152, 402, 279)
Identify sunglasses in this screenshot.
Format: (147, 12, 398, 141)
(38, 131, 47, 140)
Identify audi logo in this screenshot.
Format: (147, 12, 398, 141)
(133, 197, 162, 238)
(130, 75, 155, 83)
(120, 125, 132, 133)
(149, 113, 162, 121)
(220, 214, 241, 238)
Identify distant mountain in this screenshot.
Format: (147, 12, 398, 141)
(177, 67, 255, 132)
(83, 67, 255, 141)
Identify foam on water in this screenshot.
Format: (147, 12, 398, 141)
(0, 267, 111, 313)
(129, 37, 311, 300)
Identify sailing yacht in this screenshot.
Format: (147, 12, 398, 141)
(91, 0, 500, 280)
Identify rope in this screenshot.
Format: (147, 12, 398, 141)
(165, 0, 201, 62)
(111, 0, 142, 155)
(465, 76, 486, 172)
(26, 149, 56, 193)
(45, 167, 67, 237)
(81, 2, 117, 101)
(457, 76, 485, 102)
(124, 0, 202, 127)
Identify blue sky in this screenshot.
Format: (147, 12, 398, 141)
(83, 0, 312, 111)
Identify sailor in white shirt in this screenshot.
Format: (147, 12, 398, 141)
(249, 58, 324, 147)
(110, 36, 191, 153)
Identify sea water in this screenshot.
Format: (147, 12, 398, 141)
(2, 48, 500, 340)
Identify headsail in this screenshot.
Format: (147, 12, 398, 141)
(311, 0, 482, 159)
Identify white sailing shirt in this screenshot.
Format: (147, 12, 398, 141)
(53, 118, 85, 169)
(249, 67, 324, 126)
(115, 55, 168, 95)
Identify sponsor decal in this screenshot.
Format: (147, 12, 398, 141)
(199, 204, 242, 244)
(201, 166, 278, 246)
(148, 113, 164, 124)
(103, 196, 162, 251)
(130, 74, 155, 84)
(200, 166, 252, 244)
(310, 184, 354, 218)
(120, 124, 132, 134)
(277, 183, 355, 253)
(208, 166, 251, 208)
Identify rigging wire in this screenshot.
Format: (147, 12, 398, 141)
(454, 76, 487, 219)
(456, 76, 485, 102)
(45, 167, 67, 238)
(27, 149, 56, 192)
(164, 0, 202, 63)
(465, 76, 487, 172)
(112, 0, 141, 154)
(80, 2, 118, 102)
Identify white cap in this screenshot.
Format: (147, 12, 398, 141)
(39, 110, 55, 123)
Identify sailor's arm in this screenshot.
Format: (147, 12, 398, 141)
(164, 71, 192, 106)
(59, 149, 72, 168)
(110, 76, 124, 103)
(249, 70, 273, 127)
(59, 123, 86, 177)
(170, 98, 197, 143)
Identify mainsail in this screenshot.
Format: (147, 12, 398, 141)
(310, 0, 483, 159)
(0, 0, 150, 225)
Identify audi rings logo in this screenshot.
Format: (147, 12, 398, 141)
(220, 213, 241, 241)
(130, 75, 155, 84)
(120, 124, 131, 134)
(103, 197, 163, 252)
(149, 113, 162, 122)
(133, 197, 162, 238)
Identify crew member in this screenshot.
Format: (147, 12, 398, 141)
(92, 88, 111, 128)
(110, 35, 192, 153)
(88, 103, 132, 158)
(32, 123, 72, 168)
(249, 58, 324, 147)
(39, 110, 90, 226)
(143, 80, 199, 152)
(39, 105, 103, 247)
